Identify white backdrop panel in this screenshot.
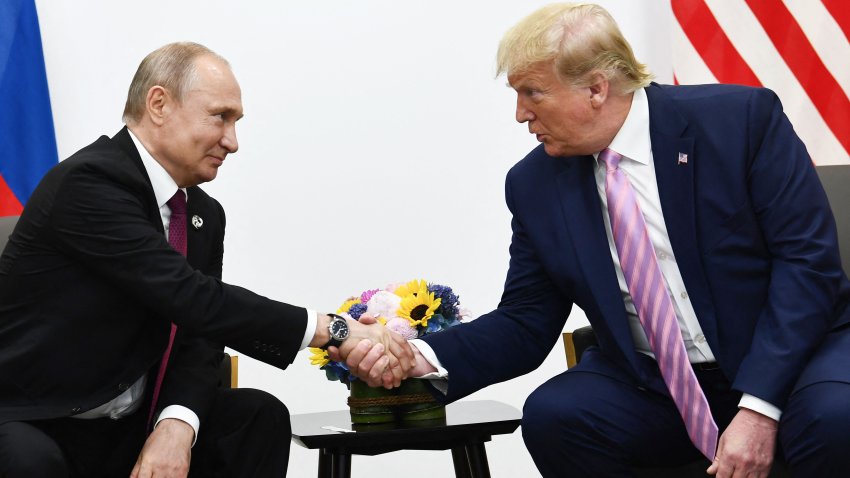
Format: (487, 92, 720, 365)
(35, 1, 673, 476)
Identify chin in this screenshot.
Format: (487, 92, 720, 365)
(542, 144, 568, 158)
(543, 142, 585, 158)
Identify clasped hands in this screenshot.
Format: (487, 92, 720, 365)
(328, 315, 430, 389)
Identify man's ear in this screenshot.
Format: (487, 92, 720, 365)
(587, 72, 610, 109)
(145, 86, 169, 126)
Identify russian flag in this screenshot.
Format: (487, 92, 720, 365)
(0, 0, 58, 216)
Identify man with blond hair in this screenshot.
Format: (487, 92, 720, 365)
(0, 42, 411, 478)
(342, 3, 850, 477)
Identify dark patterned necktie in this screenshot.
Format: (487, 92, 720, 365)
(147, 190, 186, 431)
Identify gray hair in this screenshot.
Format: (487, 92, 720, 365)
(122, 42, 229, 123)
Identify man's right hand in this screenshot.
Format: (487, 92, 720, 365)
(130, 418, 193, 478)
(326, 315, 416, 388)
(329, 325, 437, 388)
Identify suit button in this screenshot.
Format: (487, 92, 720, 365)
(118, 383, 130, 391)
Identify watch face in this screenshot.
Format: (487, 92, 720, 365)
(330, 318, 350, 340)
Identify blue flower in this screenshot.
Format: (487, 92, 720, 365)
(428, 284, 460, 318)
(324, 360, 352, 384)
(348, 303, 368, 320)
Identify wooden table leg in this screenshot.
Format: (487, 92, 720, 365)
(465, 443, 491, 478)
(451, 446, 472, 478)
(330, 452, 352, 478)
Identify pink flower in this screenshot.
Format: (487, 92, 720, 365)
(384, 282, 404, 294)
(365, 291, 402, 319)
(386, 317, 419, 340)
(360, 289, 379, 304)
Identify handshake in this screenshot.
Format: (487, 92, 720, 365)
(315, 313, 436, 389)
(309, 280, 464, 389)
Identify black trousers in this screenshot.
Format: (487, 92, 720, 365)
(0, 388, 290, 478)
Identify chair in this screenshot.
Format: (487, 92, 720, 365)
(561, 164, 850, 477)
(0, 215, 17, 252)
(1, 214, 239, 389)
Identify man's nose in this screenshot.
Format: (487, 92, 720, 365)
(222, 123, 238, 153)
(515, 98, 534, 123)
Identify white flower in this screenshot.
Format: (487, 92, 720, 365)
(386, 317, 419, 340)
(365, 290, 402, 319)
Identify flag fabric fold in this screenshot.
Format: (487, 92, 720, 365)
(672, 0, 850, 164)
(0, 0, 58, 216)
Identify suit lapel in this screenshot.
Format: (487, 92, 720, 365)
(185, 188, 206, 269)
(554, 156, 641, 369)
(646, 84, 719, 350)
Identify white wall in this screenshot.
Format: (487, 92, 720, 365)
(35, 1, 673, 476)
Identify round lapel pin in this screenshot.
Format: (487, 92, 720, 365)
(192, 215, 203, 229)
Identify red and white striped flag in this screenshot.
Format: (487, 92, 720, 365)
(671, 0, 849, 165)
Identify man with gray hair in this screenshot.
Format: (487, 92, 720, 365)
(341, 3, 850, 477)
(0, 42, 412, 477)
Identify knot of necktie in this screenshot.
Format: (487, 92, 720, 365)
(166, 190, 187, 257)
(599, 148, 622, 172)
(167, 190, 187, 217)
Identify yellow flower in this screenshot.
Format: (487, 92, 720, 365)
(393, 279, 427, 298)
(396, 281, 442, 327)
(336, 297, 361, 314)
(308, 347, 329, 368)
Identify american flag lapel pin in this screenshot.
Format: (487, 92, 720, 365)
(677, 152, 688, 165)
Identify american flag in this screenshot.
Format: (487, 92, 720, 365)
(671, 0, 849, 165)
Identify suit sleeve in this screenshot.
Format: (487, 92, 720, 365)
(48, 162, 307, 370)
(731, 89, 844, 408)
(422, 168, 572, 402)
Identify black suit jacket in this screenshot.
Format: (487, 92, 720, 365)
(0, 128, 307, 424)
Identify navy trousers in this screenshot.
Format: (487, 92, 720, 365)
(522, 330, 850, 477)
(0, 388, 290, 478)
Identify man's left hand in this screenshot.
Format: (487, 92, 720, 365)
(707, 408, 777, 478)
(130, 418, 194, 478)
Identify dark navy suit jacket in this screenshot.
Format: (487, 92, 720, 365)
(423, 83, 850, 410)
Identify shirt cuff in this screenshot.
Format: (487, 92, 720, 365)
(299, 309, 318, 350)
(738, 393, 782, 421)
(409, 339, 449, 395)
(155, 405, 200, 447)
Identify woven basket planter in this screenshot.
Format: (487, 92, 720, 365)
(348, 379, 445, 424)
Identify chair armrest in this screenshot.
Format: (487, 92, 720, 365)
(562, 326, 599, 368)
(219, 353, 238, 389)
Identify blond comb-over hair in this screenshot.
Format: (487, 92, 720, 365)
(496, 3, 653, 94)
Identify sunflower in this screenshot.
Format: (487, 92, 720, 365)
(392, 279, 427, 298)
(396, 281, 442, 327)
(336, 297, 361, 314)
(308, 347, 330, 368)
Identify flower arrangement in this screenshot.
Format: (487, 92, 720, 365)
(309, 279, 466, 386)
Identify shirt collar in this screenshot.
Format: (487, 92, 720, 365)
(127, 128, 185, 208)
(596, 87, 651, 165)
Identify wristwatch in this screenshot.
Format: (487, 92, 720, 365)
(322, 313, 350, 349)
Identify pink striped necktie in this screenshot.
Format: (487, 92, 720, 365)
(147, 189, 186, 431)
(600, 148, 719, 460)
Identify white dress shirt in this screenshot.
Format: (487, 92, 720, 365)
(414, 88, 781, 420)
(73, 129, 318, 443)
